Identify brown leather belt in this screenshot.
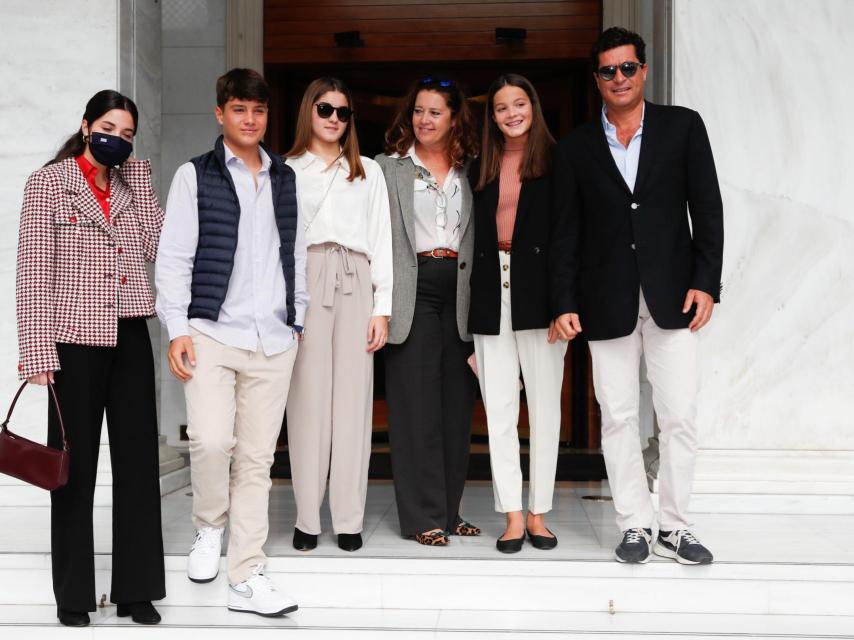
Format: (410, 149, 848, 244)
(417, 248, 459, 259)
(497, 241, 512, 252)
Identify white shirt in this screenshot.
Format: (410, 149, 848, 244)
(602, 104, 644, 193)
(286, 151, 393, 316)
(155, 142, 309, 356)
(402, 145, 463, 253)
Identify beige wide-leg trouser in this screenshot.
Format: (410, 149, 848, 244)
(588, 289, 699, 533)
(286, 243, 374, 535)
(185, 329, 297, 584)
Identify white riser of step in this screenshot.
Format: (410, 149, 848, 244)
(1, 555, 852, 617)
(0, 605, 852, 638)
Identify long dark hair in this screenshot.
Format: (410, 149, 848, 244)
(286, 77, 366, 182)
(46, 90, 139, 166)
(384, 77, 479, 170)
(475, 74, 555, 191)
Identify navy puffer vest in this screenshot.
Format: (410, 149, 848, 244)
(188, 136, 298, 325)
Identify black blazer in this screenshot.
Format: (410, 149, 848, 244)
(554, 101, 724, 341)
(467, 157, 573, 335)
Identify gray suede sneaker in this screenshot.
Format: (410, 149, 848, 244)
(653, 529, 714, 565)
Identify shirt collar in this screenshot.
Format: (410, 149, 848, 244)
(75, 153, 100, 181)
(601, 103, 646, 137)
(291, 149, 348, 173)
(223, 140, 271, 172)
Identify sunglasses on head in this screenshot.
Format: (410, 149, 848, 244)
(596, 61, 644, 81)
(420, 76, 454, 88)
(315, 102, 352, 122)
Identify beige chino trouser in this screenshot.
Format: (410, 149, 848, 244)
(286, 243, 374, 535)
(185, 329, 297, 584)
(588, 289, 699, 532)
(474, 251, 568, 514)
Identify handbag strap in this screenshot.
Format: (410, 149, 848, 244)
(0, 381, 68, 452)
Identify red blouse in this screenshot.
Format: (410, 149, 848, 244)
(75, 154, 111, 220)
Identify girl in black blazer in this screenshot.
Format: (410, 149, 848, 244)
(468, 74, 578, 554)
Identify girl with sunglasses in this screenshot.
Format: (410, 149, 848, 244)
(15, 90, 165, 625)
(375, 77, 480, 546)
(285, 77, 392, 552)
(469, 74, 576, 553)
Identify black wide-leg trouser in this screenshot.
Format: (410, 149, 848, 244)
(48, 317, 165, 612)
(384, 257, 477, 536)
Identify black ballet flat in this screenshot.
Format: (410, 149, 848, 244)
(57, 607, 90, 627)
(293, 527, 318, 551)
(337, 532, 363, 552)
(117, 601, 161, 625)
(496, 535, 525, 554)
(526, 528, 558, 550)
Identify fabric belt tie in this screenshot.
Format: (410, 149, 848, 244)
(312, 243, 354, 307)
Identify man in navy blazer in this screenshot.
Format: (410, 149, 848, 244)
(555, 27, 723, 565)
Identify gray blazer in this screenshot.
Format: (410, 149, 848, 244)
(375, 153, 474, 344)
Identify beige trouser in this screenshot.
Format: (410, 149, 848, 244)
(588, 289, 699, 532)
(473, 251, 568, 514)
(185, 329, 297, 584)
(286, 244, 374, 535)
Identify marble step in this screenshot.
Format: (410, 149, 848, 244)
(1, 554, 852, 618)
(0, 605, 852, 638)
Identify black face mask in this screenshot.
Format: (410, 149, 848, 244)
(87, 131, 133, 167)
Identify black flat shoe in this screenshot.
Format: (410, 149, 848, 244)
(57, 607, 90, 627)
(337, 532, 363, 552)
(526, 528, 558, 550)
(293, 527, 318, 551)
(496, 535, 524, 554)
(117, 601, 161, 625)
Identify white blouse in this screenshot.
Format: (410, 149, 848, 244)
(405, 145, 463, 253)
(287, 151, 393, 316)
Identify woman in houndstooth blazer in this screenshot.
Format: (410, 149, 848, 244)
(15, 90, 166, 627)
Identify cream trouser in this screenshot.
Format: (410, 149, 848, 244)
(474, 251, 568, 514)
(286, 244, 374, 535)
(588, 289, 699, 532)
(184, 329, 297, 584)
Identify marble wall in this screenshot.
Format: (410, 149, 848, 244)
(674, 0, 854, 451)
(0, 1, 119, 435)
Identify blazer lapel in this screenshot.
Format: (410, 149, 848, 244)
(511, 178, 535, 245)
(458, 168, 474, 239)
(587, 121, 633, 196)
(108, 168, 133, 222)
(632, 101, 659, 196)
(395, 157, 417, 251)
(63, 158, 113, 236)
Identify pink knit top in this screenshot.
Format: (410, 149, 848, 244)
(496, 136, 526, 244)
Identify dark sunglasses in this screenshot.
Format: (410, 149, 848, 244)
(596, 61, 644, 81)
(315, 102, 352, 122)
(420, 76, 454, 88)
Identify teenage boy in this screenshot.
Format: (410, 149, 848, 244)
(156, 68, 308, 615)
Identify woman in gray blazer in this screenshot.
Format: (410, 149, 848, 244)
(375, 77, 480, 546)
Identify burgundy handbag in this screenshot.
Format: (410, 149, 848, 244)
(0, 381, 70, 490)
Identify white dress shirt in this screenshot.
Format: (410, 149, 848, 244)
(602, 104, 645, 192)
(155, 142, 308, 356)
(399, 145, 463, 253)
(286, 151, 393, 316)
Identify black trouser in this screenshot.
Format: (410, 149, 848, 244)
(384, 257, 477, 536)
(48, 318, 165, 612)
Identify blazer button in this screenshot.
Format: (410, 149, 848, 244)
(503, 282, 510, 289)
(631, 202, 639, 210)
(121, 276, 127, 284)
(69, 216, 77, 223)
(459, 262, 466, 270)
(117, 247, 123, 254)
(631, 243, 636, 250)
(533, 246, 540, 254)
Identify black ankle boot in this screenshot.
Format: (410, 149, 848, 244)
(117, 601, 161, 625)
(57, 607, 90, 627)
(337, 532, 363, 552)
(293, 527, 318, 551)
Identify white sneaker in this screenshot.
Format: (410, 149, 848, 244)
(227, 564, 299, 617)
(187, 526, 224, 583)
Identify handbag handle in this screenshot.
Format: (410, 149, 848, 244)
(0, 381, 68, 452)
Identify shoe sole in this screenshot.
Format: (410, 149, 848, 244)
(228, 604, 299, 617)
(188, 573, 218, 583)
(614, 550, 651, 564)
(652, 542, 712, 565)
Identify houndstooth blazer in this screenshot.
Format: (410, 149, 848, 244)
(15, 157, 164, 379)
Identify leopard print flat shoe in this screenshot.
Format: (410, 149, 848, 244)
(453, 517, 481, 536)
(411, 529, 450, 546)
